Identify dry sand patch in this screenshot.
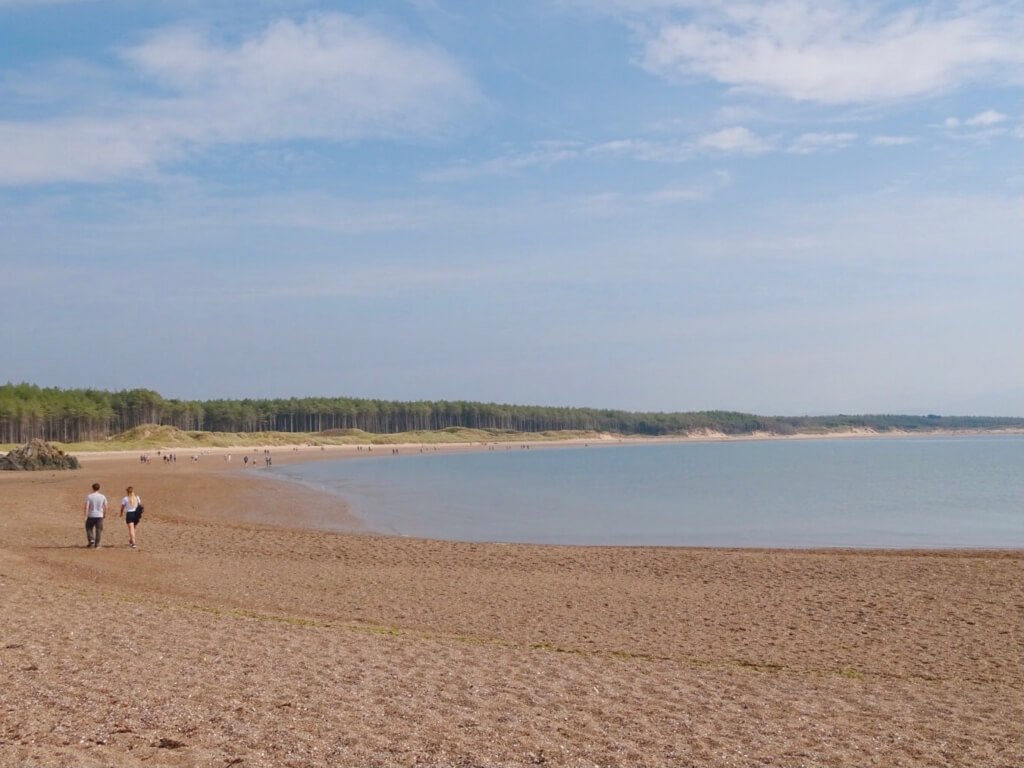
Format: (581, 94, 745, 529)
(1, 454, 1021, 766)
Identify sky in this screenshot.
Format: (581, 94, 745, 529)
(1, 0, 1022, 416)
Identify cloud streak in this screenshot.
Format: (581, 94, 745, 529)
(698, 126, 771, 153)
(964, 109, 1007, 127)
(787, 131, 857, 154)
(424, 129, 777, 181)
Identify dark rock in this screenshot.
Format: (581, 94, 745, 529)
(0, 439, 80, 471)
(155, 738, 186, 749)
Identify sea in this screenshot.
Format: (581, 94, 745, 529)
(269, 435, 1024, 549)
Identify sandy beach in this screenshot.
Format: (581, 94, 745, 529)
(1, 446, 1021, 767)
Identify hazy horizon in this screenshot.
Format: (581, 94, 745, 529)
(2, 2, 1021, 418)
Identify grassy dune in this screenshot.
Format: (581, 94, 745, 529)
(2, 424, 607, 454)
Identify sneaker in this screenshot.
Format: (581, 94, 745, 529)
(129, 543, 137, 549)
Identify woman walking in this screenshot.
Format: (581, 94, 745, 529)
(119, 486, 143, 549)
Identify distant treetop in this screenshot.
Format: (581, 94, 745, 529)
(1, 382, 1021, 445)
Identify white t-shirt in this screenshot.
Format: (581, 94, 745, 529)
(121, 495, 142, 512)
(86, 492, 107, 518)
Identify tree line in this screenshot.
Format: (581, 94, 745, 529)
(1, 382, 1021, 445)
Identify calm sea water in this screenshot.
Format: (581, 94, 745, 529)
(271, 436, 1024, 548)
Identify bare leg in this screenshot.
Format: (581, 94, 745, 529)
(127, 521, 136, 547)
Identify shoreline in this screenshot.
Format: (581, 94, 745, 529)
(4, 423, 1019, 466)
(64, 429, 1024, 553)
(53, 423, 1024, 465)
(1, 447, 1021, 766)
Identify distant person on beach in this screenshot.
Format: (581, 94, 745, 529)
(119, 486, 143, 549)
(84, 482, 107, 548)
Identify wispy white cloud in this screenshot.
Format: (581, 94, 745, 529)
(421, 143, 582, 181)
(697, 126, 771, 153)
(586, 139, 692, 162)
(942, 108, 1014, 141)
(423, 138, 695, 181)
(964, 109, 1007, 126)
(426, 122, 860, 181)
(119, 16, 476, 142)
(0, 118, 169, 184)
(639, 1, 1022, 104)
(644, 170, 732, 202)
(787, 131, 857, 154)
(870, 135, 916, 146)
(945, 109, 1009, 129)
(424, 131, 763, 181)
(0, 14, 477, 185)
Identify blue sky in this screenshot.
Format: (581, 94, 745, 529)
(1, 0, 1021, 415)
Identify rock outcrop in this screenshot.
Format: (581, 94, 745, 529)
(0, 439, 80, 471)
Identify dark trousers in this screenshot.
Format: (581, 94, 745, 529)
(85, 517, 103, 546)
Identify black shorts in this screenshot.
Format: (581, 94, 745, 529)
(125, 511, 141, 525)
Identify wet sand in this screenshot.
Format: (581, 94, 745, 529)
(1, 448, 1021, 767)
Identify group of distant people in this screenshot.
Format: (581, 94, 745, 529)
(83, 482, 144, 550)
(240, 449, 273, 467)
(138, 452, 181, 464)
(140, 451, 203, 464)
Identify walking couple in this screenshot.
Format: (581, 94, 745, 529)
(84, 482, 144, 549)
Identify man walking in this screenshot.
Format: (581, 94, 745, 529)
(84, 482, 108, 548)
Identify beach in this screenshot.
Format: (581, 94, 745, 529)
(1, 447, 1021, 767)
